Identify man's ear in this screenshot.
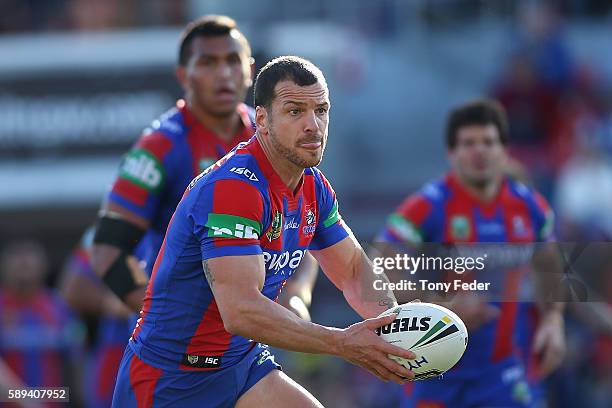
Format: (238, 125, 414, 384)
(175, 66, 188, 91)
(255, 106, 268, 135)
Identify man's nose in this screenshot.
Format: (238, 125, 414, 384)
(302, 110, 320, 134)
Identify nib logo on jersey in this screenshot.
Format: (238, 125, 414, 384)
(119, 149, 164, 191)
(205, 213, 261, 239)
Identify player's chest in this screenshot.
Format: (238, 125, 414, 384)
(187, 130, 254, 175)
(442, 203, 536, 243)
(258, 191, 318, 279)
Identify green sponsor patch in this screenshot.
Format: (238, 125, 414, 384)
(119, 149, 165, 191)
(450, 215, 470, 240)
(323, 200, 340, 228)
(540, 210, 555, 240)
(205, 213, 261, 239)
(388, 213, 423, 244)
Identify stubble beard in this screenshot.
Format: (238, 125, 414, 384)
(269, 127, 324, 169)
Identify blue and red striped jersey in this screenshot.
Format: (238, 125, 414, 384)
(129, 136, 349, 371)
(378, 172, 555, 376)
(107, 100, 255, 273)
(0, 289, 82, 389)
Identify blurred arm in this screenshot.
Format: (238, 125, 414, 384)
(91, 201, 149, 312)
(277, 251, 319, 320)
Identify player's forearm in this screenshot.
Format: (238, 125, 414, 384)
(90, 243, 121, 278)
(531, 244, 566, 314)
(222, 294, 343, 356)
(342, 250, 398, 319)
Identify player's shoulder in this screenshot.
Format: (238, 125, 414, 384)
(392, 176, 450, 224)
(305, 166, 336, 192)
(186, 142, 265, 197)
(402, 176, 448, 208)
(130, 105, 185, 156)
(506, 178, 552, 212)
(150, 104, 186, 140)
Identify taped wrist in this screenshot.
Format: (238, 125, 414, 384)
(103, 253, 143, 301)
(93, 216, 147, 300)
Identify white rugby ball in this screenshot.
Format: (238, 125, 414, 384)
(376, 302, 468, 380)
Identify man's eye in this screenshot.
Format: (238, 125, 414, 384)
(316, 107, 328, 114)
(289, 109, 300, 115)
(227, 54, 241, 65)
(197, 58, 215, 67)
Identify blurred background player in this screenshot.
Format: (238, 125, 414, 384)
(90, 14, 317, 317)
(0, 241, 84, 407)
(376, 99, 565, 408)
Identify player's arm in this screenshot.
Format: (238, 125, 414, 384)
(205, 254, 416, 384)
(310, 234, 398, 319)
(529, 193, 566, 377)
(277, 251, 318, 320)
(59, 258, 131, 319)
(91, 131, 171, 311)
(91, 203, 149, 312)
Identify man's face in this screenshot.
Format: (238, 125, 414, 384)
(0, 247, 47, 293)
(448, 124, 507, 188)
(179, 34, 252, 117)
(260, 80, 330, 168)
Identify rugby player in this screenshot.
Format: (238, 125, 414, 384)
(377, 99, 566, 407)
(112, 56, 415, 407)
(90, 15, 316, 317)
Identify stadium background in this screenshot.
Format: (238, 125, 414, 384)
(1, 0, 612, 406)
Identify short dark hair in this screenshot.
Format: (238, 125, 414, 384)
(253, 56, 327, 108)
(446, 99, 509, 149)
(178, 15, 251, 66)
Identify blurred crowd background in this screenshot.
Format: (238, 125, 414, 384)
(1, 0, 612, 407)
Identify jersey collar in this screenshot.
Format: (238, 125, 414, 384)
(246, 136, 304, 199)
(177, 99, 254, 148)
(446, 172, 509, 216)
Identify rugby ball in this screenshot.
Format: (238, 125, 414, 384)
(376, 303, 468, 380)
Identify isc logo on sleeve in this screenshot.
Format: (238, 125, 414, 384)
(205, 213, 261, 239)
(230, 167, 259, 181)
(119, 149, 164, 191)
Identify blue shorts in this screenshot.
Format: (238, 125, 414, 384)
(400, 358, 539, 408)
(112, 343, 281, 408)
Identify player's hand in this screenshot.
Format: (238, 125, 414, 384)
(336, 313, 416, 384)
(286, 295, 311, 321)
(533, 309, 566, 378)
(447, 293, 499, 330)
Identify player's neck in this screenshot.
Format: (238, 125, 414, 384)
(188, 101, 241, 143)
(256, 134, 303, 192)
(457, 175, 502, 203)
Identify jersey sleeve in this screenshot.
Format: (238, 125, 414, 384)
(309, 171, 350, 250)
(191, 178, 265, 260)
(107, 131, 174, 221)
(532, 191, 556, 242)
(378, 193, 433, 246)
